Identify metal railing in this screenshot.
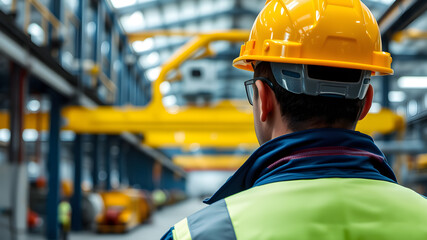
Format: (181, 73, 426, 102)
(18, 0, 117, 103)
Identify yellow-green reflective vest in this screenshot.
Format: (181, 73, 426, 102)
(173, 178, 427, 240)
(58, 201, 71, 226)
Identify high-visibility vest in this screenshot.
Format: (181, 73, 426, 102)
(58, 201, 71, 226)
(173, 178, 427, 240)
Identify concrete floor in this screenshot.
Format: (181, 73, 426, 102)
(70, 198, 205, 240)
(2, 198, 206, 240)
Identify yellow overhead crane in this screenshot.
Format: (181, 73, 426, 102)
(62, 30, 260, 149)
(0, 105, 404, 148)
(393, 29, 427, 42)
(0, 31, 405, 149)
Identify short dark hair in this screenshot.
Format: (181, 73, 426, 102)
(254, 62, 366, 131)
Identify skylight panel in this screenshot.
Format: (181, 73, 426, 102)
(110, 0, 136, 9)
(132, 38, 154, 53)
(120, 11, 145, 32)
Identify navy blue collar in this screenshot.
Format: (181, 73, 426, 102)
(204, 128, 397, 205)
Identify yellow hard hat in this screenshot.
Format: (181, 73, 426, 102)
(233, 0, 393, 76)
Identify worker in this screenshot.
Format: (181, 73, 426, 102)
(58, 200, 71, 240)
(152, 189, 168, 209)
(162, 0, 427, 239)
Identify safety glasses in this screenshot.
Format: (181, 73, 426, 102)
(244, 77, 274, 106)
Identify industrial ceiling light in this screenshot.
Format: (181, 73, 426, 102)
(408, 100, 418, 116)
(160, 81, 171, 95)
(162, 95, 177, 107)
(398, 76, 427, 88)
(86, 21, 96, 36)
(369, 102, 382, 113)
(27, 23, 44, 45)
(0, 129, 10, 142)
(110, 0, 136, 9)
(376, 0, 394, 4)
(146, 67, 161, 82)
(138, 52, 160, 68)
(23, 129, 38, 142)
(132, 38, 154, 52)
(27, 99, 41, 112)
(0, 0, 11, 5)
(120, 11, 145, 32)
(145, 52, 160, 66)
(388, 91, 406, 103)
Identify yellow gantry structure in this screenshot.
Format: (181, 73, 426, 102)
(0, 31, 405, 150)
(0, 107, 404, 149)
(63, 30, 259, 149)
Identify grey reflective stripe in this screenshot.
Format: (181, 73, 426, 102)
(187, 199, 237, 240)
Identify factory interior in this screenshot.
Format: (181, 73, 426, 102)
(0, 0, 426, 239)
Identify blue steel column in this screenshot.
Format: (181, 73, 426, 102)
(49, 0, 62, 60)
(96, 1, 104, 69)
(72, 4, 84, 231)
(116, 48, 123, 106)
(92, 135, 99, 190)
(46, 92, 62, 240)
(92, 3, 98, 63)
(105, 136, 112, 191)
(121, 51, 129, 105)
(106, 24, 112, 79)
(132, 68, 136, 104)
(117, 140, 124, 185)
(118, 141, 128, 186)
(71, 134, 83, 231)
(76, 0, 83, 87)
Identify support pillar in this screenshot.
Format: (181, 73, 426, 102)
(46, 92, 62, 240)
(92, 135, 99, 190)
(105, 136, 112, 191)
(71, 135, 83, 231)
(118, 141, 125, 185)
(48, 0, 62, 59)
(8, 62, 28, 240)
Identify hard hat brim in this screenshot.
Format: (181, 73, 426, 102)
(233, 55, 394, 76)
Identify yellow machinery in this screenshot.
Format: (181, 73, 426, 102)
(59, 30, 404, 149)
(97, 189, 153, 233)
(0, 31, 405, 150)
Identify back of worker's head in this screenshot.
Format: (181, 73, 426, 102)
(253, 62, 366, 131)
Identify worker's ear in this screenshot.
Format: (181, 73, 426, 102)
(359, 85, 374, 120)
(255, 80, 275, 122)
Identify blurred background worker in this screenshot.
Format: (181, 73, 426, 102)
(163, 0, 427, 239)
(58, 200, 71, 240)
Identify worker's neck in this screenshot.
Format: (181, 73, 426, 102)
(268, 115, 293, 141)
(269, 118, 356, 141)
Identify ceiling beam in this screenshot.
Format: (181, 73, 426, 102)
(136, 39, 188, 55)
(131, 8, 258, 32)
(114, 0, 179, 15)
(379, 0, 427, 40)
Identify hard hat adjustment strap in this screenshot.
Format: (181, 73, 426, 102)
(270, 62, 371, 99)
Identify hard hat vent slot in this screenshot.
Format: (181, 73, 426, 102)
(307, 65, 362, 83)
(281, 70, 301, 79)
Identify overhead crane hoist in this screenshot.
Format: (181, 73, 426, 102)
(0, 31, 405, 149)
